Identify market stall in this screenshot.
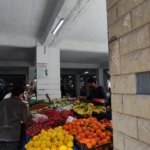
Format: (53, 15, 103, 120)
(24, 99, 113, 150)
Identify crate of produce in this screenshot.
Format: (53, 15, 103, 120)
(74, 137, 113, 150)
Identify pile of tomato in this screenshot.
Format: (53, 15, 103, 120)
(26, 109, 75, 137)
(30, 104, 47, 111)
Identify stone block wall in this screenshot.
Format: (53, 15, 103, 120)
(106, 0, 150, 149)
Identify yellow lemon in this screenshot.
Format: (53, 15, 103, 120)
(33, 141, 41, 148)
(40, 143, 46, 149)
(51, 145, 57, 150)
(67, 135, 74, 141)
(41, 129, 46, 134)
(67, 148, 73, 150)
(59, 145, 67, 150)
(53, 140, 59, 146)
(35, 148, 41, 150)
(33, 136, 39, 141)
(57, 141, 64, 147)
(66, 141, 73, 148)
(43, 148, 50, 150)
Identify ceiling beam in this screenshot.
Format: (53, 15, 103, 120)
(0, 61, 32, 67)
(61, 63, 100, 69)
(59, 40, 108, 53)
(0, 35, 36, 48)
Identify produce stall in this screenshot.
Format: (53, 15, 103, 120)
(24, 99, 113, 150)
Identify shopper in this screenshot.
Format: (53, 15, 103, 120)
(78, 78, 107, 106)
(0, 85, 47, 150)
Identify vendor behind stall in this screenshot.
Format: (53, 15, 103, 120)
(78, 78, 107, 106)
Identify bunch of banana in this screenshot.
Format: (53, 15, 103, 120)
(72, 100, 106, 116)
(92, 106, 106, 114)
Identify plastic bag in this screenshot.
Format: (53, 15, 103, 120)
(32, 114, 48, 123)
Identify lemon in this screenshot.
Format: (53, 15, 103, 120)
(41, 129, 46, 134)
(40, 143, 46, 149)
(53, 140, 59, 146)
(43, 148, 50, 150)
(59, 145, 67, 150)
(46, 141, 51, 147)
(33, 141, 41, 148)
(35, 148, 41, 150)
(45, 137, 50, 141)
(58, 126, 63, 129)
(51, 132, 57, 138)
(67, 148, 73, 150)
(64, 139, 68, 145)
(66, 141, 73, 148)
(51, 145, 57, 150)
(33, 136, 39, 141)
(25, 141, 34, 148)
(67, 135, 74, 141)
(58, 135, 64, 141)
(57, 141, 64, 147)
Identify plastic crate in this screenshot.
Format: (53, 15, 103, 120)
(74, 137, 113, 150)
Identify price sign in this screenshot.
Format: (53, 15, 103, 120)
(66, 116, 76, 123)
(56, 105, 63, 112)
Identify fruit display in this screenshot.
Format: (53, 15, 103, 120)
(29, 100, 70, 114)
(63, 117, 113, 150)
(71, 100, 106, 117)
(26, 109, 75, 137)
(53, 100, 70, 107)
(25, 126, 74, 150)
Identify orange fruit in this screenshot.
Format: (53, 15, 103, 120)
(91, 139, 96, 147)
(102, 139, 108, 145)
(86, 143, 92, 149)
(106, 131, 112, 137)
(100, 132, 106, 139)
(92, 133, 97, 138)
(106, 136, 110, 142)
(88, 135, 92, 139)
(80, 133, 85, 138)
(76, 135, 82, 140)
(98, 141, 102, 146)
(96, 129, 102, 136)
(84, 130, 90, 136)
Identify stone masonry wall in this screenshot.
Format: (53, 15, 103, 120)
(107, 0, 150, 149)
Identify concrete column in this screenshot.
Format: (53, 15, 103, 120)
(97, 68, 104, 86)
(36, 42, 61, 101)
(75, 75, 80, 96)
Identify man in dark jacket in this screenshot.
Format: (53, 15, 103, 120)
(0, 85, 33, 150)
(78, 78, 107, 106)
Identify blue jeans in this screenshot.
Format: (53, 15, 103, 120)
(0, 141, 19, 150)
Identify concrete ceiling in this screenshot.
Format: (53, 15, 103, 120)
(0, 0, 108, 74)
(0, 0, 57, 37)
(60, 50, 108, 64)
(0, 47, 35, 62)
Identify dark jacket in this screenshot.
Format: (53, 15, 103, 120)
(0, 97, 31, 141)
(87, 86, 107, 106)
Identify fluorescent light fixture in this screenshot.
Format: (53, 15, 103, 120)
(84, 71, 89, 74)
(26, 84, 29, 87)
(93, 76, 97, 78)
(52, 18, 65, 35)
(69, 76, 72, 78)
(34, 79, 37, 82)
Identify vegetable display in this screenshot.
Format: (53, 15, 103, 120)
(26, 109, 75, 137)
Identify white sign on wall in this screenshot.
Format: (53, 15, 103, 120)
(37, 63, 48, 78)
